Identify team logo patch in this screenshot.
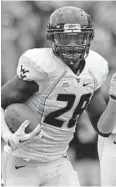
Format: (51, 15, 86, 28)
(20, 65, 29, 79)
(76, 78, 80, 83)
(62, 82, 70, 87)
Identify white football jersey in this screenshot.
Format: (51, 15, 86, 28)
(80, 50, 108, 91)
(9, 48, 108, 162)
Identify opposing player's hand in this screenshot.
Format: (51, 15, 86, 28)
(109, 72, 116, 99)
(6, 120, 42, 150)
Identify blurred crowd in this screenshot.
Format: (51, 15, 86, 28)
(1, 1, 116, 186)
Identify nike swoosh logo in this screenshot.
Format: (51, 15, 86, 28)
(83, 83, 91, 87)
(19, 139, 27, 143)
(114, 140, 116, 144)
(15, 165, 26, 169)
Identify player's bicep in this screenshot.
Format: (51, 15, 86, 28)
(86, 88, 110, 136)
(1, 75, 39, 109)
(87, 88, 107, 120)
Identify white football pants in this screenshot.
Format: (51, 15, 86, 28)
(98, 134, 116, 186)
(2, 150, 80, 186)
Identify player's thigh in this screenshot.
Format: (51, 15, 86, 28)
(1, 151, 40, 186)
(43, 157, 80, 186)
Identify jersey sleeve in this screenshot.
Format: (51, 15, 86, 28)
(86, 50, 109, 91)
(17, 50, 48, 82)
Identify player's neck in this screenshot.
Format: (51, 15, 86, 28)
(66, 59, 86, 76)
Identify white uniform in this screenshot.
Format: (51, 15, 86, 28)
(97, 69, 116, 186)
(2, 48, 108, 186)
(98, 127, 116, 185)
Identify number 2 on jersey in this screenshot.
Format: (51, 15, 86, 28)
(44, 93, 92, 128)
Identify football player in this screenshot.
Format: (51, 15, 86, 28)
(97, 72, 116, 186)
(1, 6, 108, 186)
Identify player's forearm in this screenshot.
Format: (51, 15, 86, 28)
(1, 107, 12, 144)
(97, 97, 116, 135)
(78, 110, 93, 129)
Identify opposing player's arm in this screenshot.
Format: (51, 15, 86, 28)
(1, 75, 39, 109)
(97, 72, 116, 135)
(97, 97, 116, 135)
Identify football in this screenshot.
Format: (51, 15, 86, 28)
(4, 103, 40, 133)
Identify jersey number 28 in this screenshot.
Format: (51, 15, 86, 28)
(44, 93, 92, 128)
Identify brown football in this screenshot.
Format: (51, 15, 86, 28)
(4, 103, 40, 133)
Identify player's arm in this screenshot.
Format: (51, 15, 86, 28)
(97, 72, 116, 135)
(1, 75, 39, 109)
(77, 110, 96, 143)
(1, 52, 40, 146)
(87, 87, 109, 137)
(1, 75, 39, 143)
(83, 51, 110, 136)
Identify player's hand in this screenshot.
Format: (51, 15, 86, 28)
(7, 120, 42, 150)
(109, 72, 116, 99)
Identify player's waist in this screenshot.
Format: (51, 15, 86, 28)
(4, 134, 71, 162)
(5, 124, 74, 162)
(20, 136, 69, 157)
(4, 145, 68, 163)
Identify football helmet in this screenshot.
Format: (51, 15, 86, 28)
(46, 6, 94, 73)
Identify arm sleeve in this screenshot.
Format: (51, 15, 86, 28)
(85, 50, 109, 91)
(17, 54, 48, 81)
(88, 53, 109, 91)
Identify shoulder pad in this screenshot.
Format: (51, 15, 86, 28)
(85, 50, 109, 91)
(17, 48, 65, 82)
(17, 48, 49, 81)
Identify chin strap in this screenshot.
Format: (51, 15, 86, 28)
(72, 58, 85, 75)
(78, 59, 86, 74)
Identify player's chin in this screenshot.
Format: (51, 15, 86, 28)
(63, 57, 80, 70)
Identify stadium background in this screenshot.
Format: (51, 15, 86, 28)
(1, 1, 116, 186)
